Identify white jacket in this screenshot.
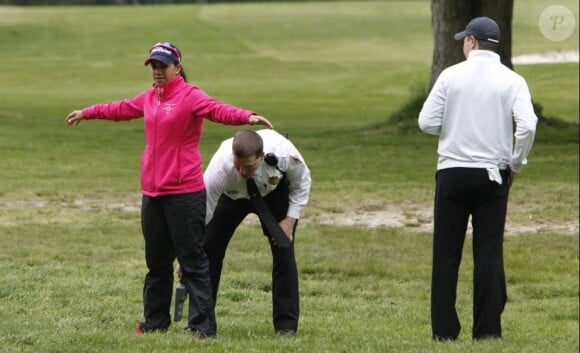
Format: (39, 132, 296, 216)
(418, 50, 537, 174)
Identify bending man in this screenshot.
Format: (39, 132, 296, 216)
(203, 129, 311, 335)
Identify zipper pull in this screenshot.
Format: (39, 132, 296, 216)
(156, 86, 163, 102)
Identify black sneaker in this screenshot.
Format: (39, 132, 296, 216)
(183, 327, 216, 339)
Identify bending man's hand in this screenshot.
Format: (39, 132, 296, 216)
(279, 217, 297, 242)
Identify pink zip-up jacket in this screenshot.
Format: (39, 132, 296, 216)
(82, 75, 255, 197)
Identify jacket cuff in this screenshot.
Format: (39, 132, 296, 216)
(287, 205, 303, 220)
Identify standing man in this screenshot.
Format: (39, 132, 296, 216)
(418, 17, 537, 340)
(203, 129, 311, 335)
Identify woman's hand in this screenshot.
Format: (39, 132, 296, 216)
(249, 114, 273, 129)
(65, 110, 84, 126)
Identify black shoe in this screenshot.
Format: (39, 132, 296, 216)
(276, 329, 296, 337)
(135, 320, 168, 335)
(473, 334, 502, 340)
(433, 334, 457, 341)
(183, 327, 216, 339)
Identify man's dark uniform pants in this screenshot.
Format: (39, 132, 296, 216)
(204, 180, 299, 333)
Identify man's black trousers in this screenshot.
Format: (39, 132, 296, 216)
(431, 168, 509, 340)
(204, 181, 300, 333)
(140, 191, 216, 336)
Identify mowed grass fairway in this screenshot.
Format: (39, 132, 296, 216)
(0, 1, 578, 353)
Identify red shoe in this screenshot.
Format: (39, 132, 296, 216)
(134, 320, 168, 335)
(134, 319, 145, 336)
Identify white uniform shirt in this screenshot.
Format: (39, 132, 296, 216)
(418, 50, 537, 174)
(204, 129, 311, 224)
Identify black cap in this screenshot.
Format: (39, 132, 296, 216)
(454, 17, 500, 44)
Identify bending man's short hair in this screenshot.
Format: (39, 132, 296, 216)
(232, 129, 264, 158)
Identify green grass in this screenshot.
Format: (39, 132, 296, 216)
(0, 1, 578, 353)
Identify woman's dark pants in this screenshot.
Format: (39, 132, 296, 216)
(140, 191, 216, 336)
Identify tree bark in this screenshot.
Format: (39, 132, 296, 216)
(430, 0, 514, 88)
(480, 0, 513, 69)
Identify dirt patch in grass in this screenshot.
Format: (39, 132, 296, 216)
(512, 50, 579, 65)
(303, 202, 579, 236)
(1, 195, 577, 236)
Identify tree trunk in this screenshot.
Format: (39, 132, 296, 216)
(480, 0, 513, 69)
(430, 0, 514, 88)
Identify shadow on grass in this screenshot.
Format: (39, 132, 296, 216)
(363, 91, 579, 144)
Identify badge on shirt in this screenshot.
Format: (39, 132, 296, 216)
(268, 177, 280, 186)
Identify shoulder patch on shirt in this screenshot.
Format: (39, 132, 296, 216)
(226, 190, 240, 196)
(268, 176, 280, 186)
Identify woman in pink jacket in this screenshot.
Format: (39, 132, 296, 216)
(65, 42, 272, 337)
